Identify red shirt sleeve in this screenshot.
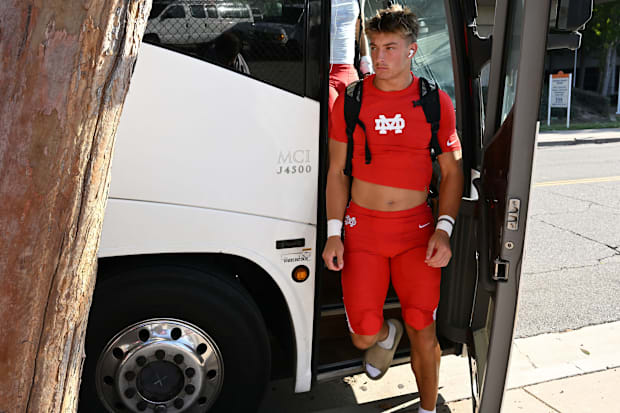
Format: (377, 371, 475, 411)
(329, 93, 348, 143)
(437, 90, 461, 153)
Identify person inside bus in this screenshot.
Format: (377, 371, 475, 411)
(322, 5, 463, 413)
(205, 31, 250, 75)
(329, 0, 372, 114)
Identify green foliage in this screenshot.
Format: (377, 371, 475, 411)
(583, 0, 620, 52)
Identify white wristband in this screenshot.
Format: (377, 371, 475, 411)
(438, 215, 455, 225)
(327, 219, 343, 238)
(360, 56, 373, 75)
(436, 220, 454, 237)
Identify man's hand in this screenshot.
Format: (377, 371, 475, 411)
(425, 230, 452, 268)
(322, 236, 344, 271)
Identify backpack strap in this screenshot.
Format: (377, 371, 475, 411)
(343, 79, 367, 176)
(413, 77, 442, 160)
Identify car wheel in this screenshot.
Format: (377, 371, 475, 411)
(78, 265, 271, 413)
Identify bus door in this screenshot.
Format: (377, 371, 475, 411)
(468, 1, 591, 412)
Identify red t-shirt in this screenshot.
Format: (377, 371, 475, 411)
(330, 74, 461, 191)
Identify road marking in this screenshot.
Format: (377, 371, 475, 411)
(533, 175, 620, 187)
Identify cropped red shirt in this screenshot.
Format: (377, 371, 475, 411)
(330, 74, 461, 191)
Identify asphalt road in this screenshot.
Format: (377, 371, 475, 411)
(515, 141, 620, 337)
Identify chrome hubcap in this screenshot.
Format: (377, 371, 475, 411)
(96, 319, 223, 412)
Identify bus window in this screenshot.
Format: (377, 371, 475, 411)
(500, 0, 524, 122)
(363, 0, 456, 103)
(143, 0, 307, 95)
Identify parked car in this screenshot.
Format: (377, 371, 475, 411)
(144, 1, 254, 46)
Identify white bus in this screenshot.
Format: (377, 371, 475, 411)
(78, 0, 591, 412)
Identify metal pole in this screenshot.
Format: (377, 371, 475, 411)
(573, 49, 577, 87)
(547, 74, 552, 126)
(617, 70, 620, 115)
(567, 73, 572, 128)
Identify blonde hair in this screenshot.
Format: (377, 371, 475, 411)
(365, 4, 419, 43)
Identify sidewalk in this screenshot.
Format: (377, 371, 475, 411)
(537, 127, 620, 146)
(342, 321, 620, 412)
(258, 321, 620, 412)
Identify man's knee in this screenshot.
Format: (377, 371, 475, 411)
(407, 324, 438, 355)
(350, 333, 377, 350)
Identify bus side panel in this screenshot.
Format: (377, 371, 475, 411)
(111, 44, 320, 225)
(98, 199, 316, 392)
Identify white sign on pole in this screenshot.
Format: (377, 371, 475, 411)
(547, 72, 572, 128)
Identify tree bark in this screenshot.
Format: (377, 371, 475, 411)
(0, 1, 151, 411)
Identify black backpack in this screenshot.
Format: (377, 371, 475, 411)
(342, 76, 443, 195)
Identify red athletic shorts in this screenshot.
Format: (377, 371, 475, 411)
(328, 63, 359, 113)
(341, 201, 441, 335)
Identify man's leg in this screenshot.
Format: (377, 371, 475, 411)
(350, 321, 389, 350)
(405, 322, 441, 412)
(341, 251, 390, 345)
(391, 244, 441, 411)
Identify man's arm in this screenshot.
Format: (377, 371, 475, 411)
(356, 3, 372, 74)
(425, 150, 464, 267)
(322, 139, 350, 271)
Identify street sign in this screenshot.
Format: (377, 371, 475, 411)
(547, 71, 572, 128)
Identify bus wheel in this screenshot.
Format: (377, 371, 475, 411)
(78, 266, 271, 413)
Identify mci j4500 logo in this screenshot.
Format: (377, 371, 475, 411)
(375, 114, 405, 134)
(277, 149, 312, 175)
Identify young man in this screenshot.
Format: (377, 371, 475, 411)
(321, 5, 463, 413)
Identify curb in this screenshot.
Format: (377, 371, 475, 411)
(537, 137, 620, 147)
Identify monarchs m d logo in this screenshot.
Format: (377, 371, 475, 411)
(375, 114, 405, 134)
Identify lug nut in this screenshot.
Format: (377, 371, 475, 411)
(154, 405, 167, 413)
(185, 367, 195, 378)
(174, 354, 184, 364)
(174, 398, 184, 409)
(185, 384, 195, 395)
(155, 350, 165, 360)
(137, 400, 147, 411)
(113, 347, 125, 360)
(125, 371, 136, 381)
(124, 388, 136, 398)
(136, 356, 147, 367)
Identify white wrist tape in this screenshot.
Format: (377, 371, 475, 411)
(436, 215, 455, 237)
(360, 56, 373, 74)
(327, 219, 343, 238)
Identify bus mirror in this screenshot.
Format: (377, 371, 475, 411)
(549, 0, 593, 32)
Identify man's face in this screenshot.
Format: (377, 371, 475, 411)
(368, 31, 417, 81)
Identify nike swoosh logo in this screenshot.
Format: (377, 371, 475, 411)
(419, 222, 431, 228)
(447, 139, 457, 147)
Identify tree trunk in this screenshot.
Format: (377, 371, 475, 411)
(599, 41, 618, 96)
(0, 1, 151, 411)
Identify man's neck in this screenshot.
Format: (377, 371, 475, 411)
(373, 70, 413, 92)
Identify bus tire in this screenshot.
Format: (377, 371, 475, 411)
(78, 265, 271, 413)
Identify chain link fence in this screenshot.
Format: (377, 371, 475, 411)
(146, 0, 306, 94)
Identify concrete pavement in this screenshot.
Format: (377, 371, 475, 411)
(537, 127, 620, 146)
(260, 321, 620, 412)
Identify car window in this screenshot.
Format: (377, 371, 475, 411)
(190, 5, 206, 18)
(162, 5, 186, 19)
(206, 5, 218, 18)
